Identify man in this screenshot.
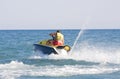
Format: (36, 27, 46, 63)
(49, 30, 64, 46)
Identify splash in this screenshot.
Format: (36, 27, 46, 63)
(48, 49, 70, 59)
(70, 29, 84, 53)
(69, 43, 120, 64)
(31, 43, 120, 64)
(30, 49, 70, 60)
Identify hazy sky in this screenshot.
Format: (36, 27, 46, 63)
(0, 0, 120, 29)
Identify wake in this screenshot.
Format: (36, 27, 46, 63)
(0, 61, 120, 79)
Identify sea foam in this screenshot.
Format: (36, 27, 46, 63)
(0, 61, 120, 79)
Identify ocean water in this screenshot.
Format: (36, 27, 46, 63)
(0, 29, 120, 79)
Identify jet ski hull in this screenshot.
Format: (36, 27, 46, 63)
(33, 44, 58, 55)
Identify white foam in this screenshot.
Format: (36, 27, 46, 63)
(48, 49, 70, 59)
(69, 43, 120, 64)
(30, 46, 120, 65)
(30, 49, 70, 60)
(31, 41, 120, 64)
(0, 61, 33, 79)
(0, 61, 120, 79)
(29, 50, 49, 59)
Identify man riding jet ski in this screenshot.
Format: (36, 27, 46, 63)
(34, 30, 71, 55)
(47, 30, 64, 46)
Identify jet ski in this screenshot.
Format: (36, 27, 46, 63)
(33, 40, 71, 55)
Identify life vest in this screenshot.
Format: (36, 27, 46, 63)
(56, 33, 64, 41)
(53, 33, 64, 46)
(53, 40, 63, 46)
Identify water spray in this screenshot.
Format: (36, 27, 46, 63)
(70, 16, 90, 53)
(70, 29, 84, 53)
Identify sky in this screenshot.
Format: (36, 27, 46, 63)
(0, 0, 120, 29)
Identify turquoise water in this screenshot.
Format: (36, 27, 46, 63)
(0, 30, 120, 79)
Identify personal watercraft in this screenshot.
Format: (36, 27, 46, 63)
(34, 40, 71, 55)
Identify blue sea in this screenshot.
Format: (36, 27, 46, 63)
(0, 29, 120, 79)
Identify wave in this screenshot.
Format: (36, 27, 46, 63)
(0, 61, 120, 79)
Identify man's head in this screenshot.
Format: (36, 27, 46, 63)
(56, 30, 60, 33)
